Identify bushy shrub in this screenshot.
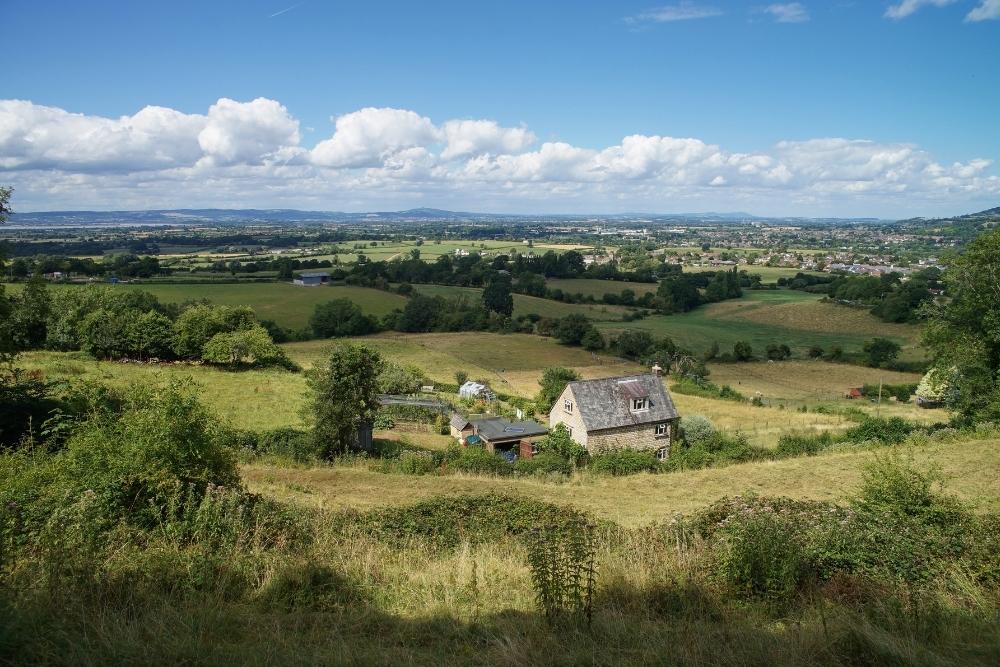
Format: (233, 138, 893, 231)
(62, 379, 240, 527)
(257, 427, 321, 462)
(589, 448, 659, 476)
(844, 417, 917, 445)
(446, 447, 512, 476)
(383, 450, 438, 475)
(343, 493, 587, 548)
(716, 511, 806, 602)
(514, 452, 573, 476)
(680, 415, 716, 446)
(534, 423, 587, 465)
(775, 431, 836, 457)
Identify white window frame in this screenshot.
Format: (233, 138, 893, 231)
(655, 446, 668, 461)
(566, 426, 573, 437)
(564, 399, 573, 413)
(654, 423, 668, 438)
(631, 397, 649, 411)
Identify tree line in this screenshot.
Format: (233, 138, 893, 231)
(0, 280, 293, 369)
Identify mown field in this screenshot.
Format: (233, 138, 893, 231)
(598, 290, 921, 358)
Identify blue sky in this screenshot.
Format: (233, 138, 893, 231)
(1, 0, 998, 217)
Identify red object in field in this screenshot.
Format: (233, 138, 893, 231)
(845, 388, 863, 399)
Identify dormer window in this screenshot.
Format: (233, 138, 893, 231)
(631, 397, 649, 411)
(564, 399, 573, 413)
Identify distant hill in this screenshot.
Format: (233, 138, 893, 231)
(900, 206, 1000, 241)
(8, 206, 894, 227)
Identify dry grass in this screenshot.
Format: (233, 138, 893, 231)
(284, 332, 644, 396)
(718, 298, 920, 339)
(20, 350, 308, 430)
(244, 438, 1000, 526)
(669, 392, 851, 446)
(706, 360, 942, 424)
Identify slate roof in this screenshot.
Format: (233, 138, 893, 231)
(298, 272, 330, 278)
(472, 417, 548, 442)
(450, 414, 472, 431)
(566, 374, 678, 432)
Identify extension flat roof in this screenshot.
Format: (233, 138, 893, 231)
(472, 417, 547, 442)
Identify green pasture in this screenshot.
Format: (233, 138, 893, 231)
(411, 284, 630, 321)
(597, 290, 920, 357)
(10, 282, 407, 330)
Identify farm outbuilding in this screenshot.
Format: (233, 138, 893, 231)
(460, 416, 548, 462)
(845, 387, 863, 400)
(449, 414, 474, 441)
(293, 272, 331, 286)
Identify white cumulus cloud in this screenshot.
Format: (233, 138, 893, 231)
(440, 119, 535, 160)
(197, 97, 300, 166)
(763, 3, 810, 23)
(966, 0, 1000, 21)
(1, 98, 997, 217)
(884, 0, 958, 20)
(310, 107, 439, 168)
(0, 100, 205, 171)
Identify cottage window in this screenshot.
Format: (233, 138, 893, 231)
(654, 423, 668, 438)
(631, 397, 649, 411)
(564, 399, 573, 413)
(566, 426, 573, 437)
(655, 447, 668, 461)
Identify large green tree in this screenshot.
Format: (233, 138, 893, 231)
(923, 229, 1000, 421)
(482, 274, 514, 317)
(536, 366, 580, 412)
(305, 344, 384, 457)
(310, 298, 377, 338)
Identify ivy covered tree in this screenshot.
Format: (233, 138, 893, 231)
(305, 344, 384, 457)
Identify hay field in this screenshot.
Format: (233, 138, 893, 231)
(285, 332, 644, 396)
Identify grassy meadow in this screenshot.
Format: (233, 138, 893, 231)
(14, 282, 408, 330)
(545, 278, 659, 298)
(245, 437, 1000, 524)
(598, 290, 921, 358)
(410, 283, 631, 321)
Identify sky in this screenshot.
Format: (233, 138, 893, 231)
(1, 0, 998, 218)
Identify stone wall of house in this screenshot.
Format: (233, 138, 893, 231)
(549, 386, 592, 447)
(586, 420, 677, 455)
